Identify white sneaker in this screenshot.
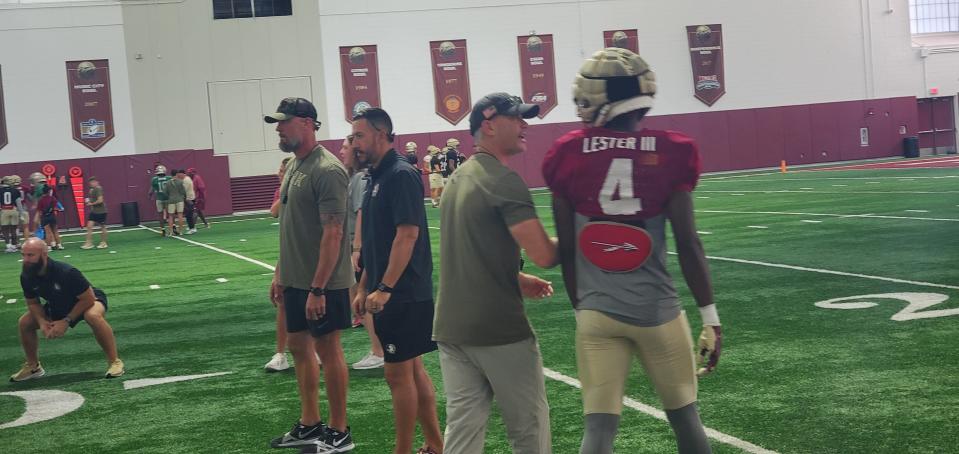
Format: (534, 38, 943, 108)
(186, 228, 196, 235)
(264, 353, 290, 372)
(97, 242, 109, 249)
(351, 352, 384, 370)
(81, 243, 94, 250)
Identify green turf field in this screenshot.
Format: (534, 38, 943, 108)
(1, 162, 957, 453)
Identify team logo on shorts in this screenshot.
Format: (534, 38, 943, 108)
(578, 221, 653, 273)
(386, 344, 396, 354)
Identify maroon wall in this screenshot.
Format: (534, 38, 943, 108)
(0, 149, 231, 229)
(298, 96, 921, 199)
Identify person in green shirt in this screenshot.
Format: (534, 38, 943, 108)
(265, 97, 355, 452)
(434, 93, 558, 454)
(81, 177, 108, 249)
(149, 165, 171, 236)
(162, 170, 188, 236)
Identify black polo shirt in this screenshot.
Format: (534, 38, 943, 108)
(21, 259, 93, 315)
(361, 149, 433, 303)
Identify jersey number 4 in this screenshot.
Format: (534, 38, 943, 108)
(599, 158, 642, 215)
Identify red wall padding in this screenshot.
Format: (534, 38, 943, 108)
(0, 149, 231, 229)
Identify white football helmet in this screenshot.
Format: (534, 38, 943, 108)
(573, 47, 656, 127)
(405, 141, 418, 153)
(155, 165, 167, 175)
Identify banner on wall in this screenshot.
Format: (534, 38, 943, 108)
(0, 65, 7, 150)
(66, 59, 115, 152)
(603, 29, 639, 53)
(429, 39, 472, 125)
(686, 24, 726, 106)
(516, 34, 557, 119)
(339, 45, 382, 123)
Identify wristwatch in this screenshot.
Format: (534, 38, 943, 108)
(375, 283, 394, 293)
(63, 315, 73, 325)
(309, 287, 327, 297)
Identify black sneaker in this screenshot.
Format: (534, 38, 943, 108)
(270, 421, 327, 449)
(325, 426, 354, 453)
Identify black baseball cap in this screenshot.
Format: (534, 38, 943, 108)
(468, 92, 540, 135)
(264, 97, 321, 127)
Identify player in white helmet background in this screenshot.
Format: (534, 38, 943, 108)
(542, 48, 721, 454)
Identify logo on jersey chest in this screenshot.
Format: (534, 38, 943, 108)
(578, 221, 653, 273)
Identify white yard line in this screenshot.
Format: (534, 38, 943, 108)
(669, 253, 959, 290)
(697, 209, 959, 223)
(169, 223, 777, 454)
(542, 369, 779, 454)
(137, 225, 276, 271)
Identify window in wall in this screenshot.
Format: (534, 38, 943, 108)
(213, 0, 291, 20)
(909, 0, 959, 34)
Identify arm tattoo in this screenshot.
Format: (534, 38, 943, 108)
(319, 212, 345, 227)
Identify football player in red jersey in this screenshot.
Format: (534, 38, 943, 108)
(543, 48, 721, 454)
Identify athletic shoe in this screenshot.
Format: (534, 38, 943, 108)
(55, 244, 65, 250)
(4, 244, 16, 253)
(351, 352, 384, 370)
(105, 359, 125, 378)
(81, 243, 95, 250)
(351, 314, 363, 328)
(10, 362, 45, 382)
(160, 229, 167, 237)
(323, 426, 354, 453)
(186, 228, 196, 235)
(97, 242, 109, 249)
(264, 353, 290, 372)
(270, 421, 327, 448)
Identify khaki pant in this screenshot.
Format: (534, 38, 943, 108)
(576, 310, 697, 414)
(438, 338, 552, 454)
(0, 209, 18, 226)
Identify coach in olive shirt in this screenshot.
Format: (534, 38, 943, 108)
(266, 97, 355, 450)
(434, 93, 559, 454)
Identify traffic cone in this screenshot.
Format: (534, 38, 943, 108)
(780, 160, 787, 173)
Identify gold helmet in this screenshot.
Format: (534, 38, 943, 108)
(405, 141, 418, 153)
(427, 145, 440, 154)
(446, 138, 460, 148)
(573, 47, 656, 127)
(8, 175, 22, 186)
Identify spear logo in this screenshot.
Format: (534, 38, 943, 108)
(591, 241, 639, 253)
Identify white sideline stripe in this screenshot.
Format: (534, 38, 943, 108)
(138, 225, 276, 271)
(542, 369, 779, 454)
(149, 285, 160, 290)
(704, 176, 956, 182)
(6, 299, 16, 304)
(123, 372, 233, 390)
(697, 231, 712, 235)
(698, 209, 959, 223)
(905, 210, 929, 213)
(216, 278, 229, 283)
(866, 182, 881, 184)
(799, 187, 814, 190)
(697, 190, 959, 194)
(746, 226, 768, 229)
(669, 252, 959, 290)
(60, 227, 143, 238)
(171, 224, 775, 454)
(801, 220, 823, 223)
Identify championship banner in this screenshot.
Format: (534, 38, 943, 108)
(516, 34, 557, 118)
(339, 45, 382, 123)
(429, 39, 471, 125)
(66, 59, 115, 151)
(686, 24, 726, 106)
(603, 29, 639, 53)
(0, 65, 7, 150)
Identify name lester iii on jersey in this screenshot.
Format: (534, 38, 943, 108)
(582, 135, 658, 153)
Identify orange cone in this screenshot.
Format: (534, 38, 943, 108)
(780, 160, 787, 173)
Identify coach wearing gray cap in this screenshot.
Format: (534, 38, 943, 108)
(434, 93, 559, 453)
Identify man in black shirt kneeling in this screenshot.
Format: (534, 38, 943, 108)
(11, 237, 124, 382)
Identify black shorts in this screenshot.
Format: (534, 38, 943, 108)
(283, 287, 351, 337)
(88, 212, 107, 225)
(44, 288, 108, 328)
(373, 300, 437, 363)
(41, 213, 57, 227)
